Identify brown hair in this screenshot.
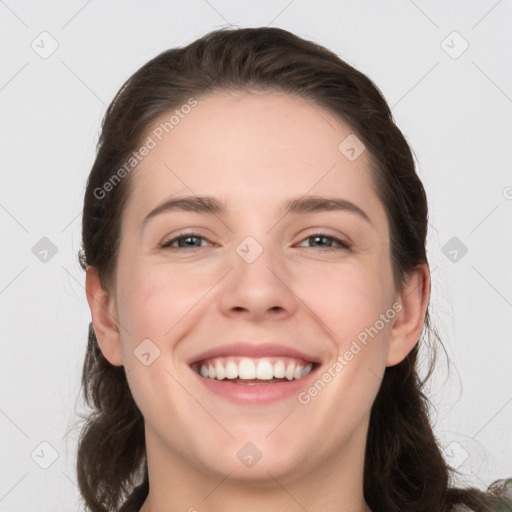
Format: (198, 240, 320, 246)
(77, 26, 512, 511)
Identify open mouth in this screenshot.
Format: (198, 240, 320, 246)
(191, 356, 319, 385)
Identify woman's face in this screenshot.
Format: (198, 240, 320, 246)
(104, 90, 408, 484)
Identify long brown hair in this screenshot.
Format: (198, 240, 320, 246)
(77, 26, 512, 511)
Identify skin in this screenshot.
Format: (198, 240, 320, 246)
(86, 90, 430, 512)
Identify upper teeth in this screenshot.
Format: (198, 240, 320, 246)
(197, 357, 314, 381)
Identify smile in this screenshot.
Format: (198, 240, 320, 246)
(188, 342, 321, 403)
(193, 356, 316, 383)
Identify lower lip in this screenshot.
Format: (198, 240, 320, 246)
(191, 366, 319, 405)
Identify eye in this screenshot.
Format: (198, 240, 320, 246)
(160, 232, 212, 250)
(297, 233, 351, 251)
(159, 231, 351, 252)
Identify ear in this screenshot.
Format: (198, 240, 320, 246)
(85, 266, 123, 366)
(386, 263, 430, 367)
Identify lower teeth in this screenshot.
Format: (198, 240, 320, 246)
(232, 378, 287, 384)
(196, 363, 315, 381)
(209, 377, 293, 384)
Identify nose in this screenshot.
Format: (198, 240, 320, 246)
(217, 237, 298, 323)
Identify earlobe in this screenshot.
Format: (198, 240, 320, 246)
(85, 266, 124, 367)
(386, 264, 430, 367)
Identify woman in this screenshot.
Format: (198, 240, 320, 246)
(77, 26, 512, 511)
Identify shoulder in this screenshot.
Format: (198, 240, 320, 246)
(489, 478, 512, 512)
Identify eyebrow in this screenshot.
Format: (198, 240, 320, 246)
(140, 194, 372, 230)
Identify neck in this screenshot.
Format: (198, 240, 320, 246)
(138, 425, 371, 512)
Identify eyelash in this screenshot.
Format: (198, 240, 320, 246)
(159, 232, 351, 252)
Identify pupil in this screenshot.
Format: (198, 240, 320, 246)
(181, 236, 199, 247)
(313, 236, 329, 246)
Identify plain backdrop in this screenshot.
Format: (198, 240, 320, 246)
(1, 1, 511, 510)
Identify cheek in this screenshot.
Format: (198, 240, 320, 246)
(115, 262, 220, 391)
(296, 271, 392, 421)
(115, 266, 199, 422)
(116, 263, 204, 339)
(293, 261, 391, 342)
(291, 262, 393, 406)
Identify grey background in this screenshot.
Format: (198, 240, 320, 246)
(1, 1, 511, 509)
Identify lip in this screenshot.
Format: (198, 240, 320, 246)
(190, 363, 320, 405)
(187, 342, 321, 366)
(187, 342, 321, 405)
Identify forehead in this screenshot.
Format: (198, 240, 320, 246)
(123, 90, 387, 230)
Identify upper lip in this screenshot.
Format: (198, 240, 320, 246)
(187, 342, 321, 365)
